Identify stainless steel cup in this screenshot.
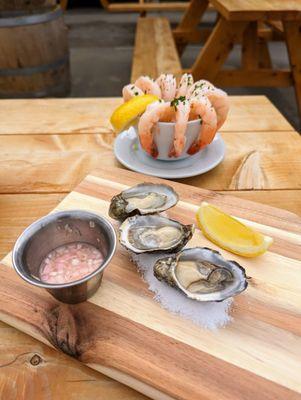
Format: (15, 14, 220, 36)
(12, 210, 117, 304)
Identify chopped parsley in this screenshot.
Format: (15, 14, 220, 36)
(171, 96, 186, 110)
(193, 82, 205, 93)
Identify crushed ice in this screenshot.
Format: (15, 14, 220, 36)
(131, 252, 233, 330)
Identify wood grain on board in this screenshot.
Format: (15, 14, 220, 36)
(0, 96, 293, 135)
(0, 168, 301, 400)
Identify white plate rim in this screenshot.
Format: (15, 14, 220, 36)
(114, 130, 225, 179)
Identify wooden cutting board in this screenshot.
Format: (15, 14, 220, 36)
(0, 167, 300, 400)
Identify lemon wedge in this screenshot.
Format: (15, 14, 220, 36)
(110, 94, 158, 133)
(196, 202, 273, 257)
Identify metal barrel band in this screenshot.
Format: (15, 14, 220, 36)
(0, 6, 62, 28)
(0, 55, 69, 77)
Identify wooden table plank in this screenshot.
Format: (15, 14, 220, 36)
(0, 321, 147, 400)
(210, 0, 301, 21)
(0, 96, 293, 135)
(220, 190, 301, 216)
(0, 98, 122, 135)
(0, 133, 116, 153)
(1, 131, 300, 193)
(183, 130, 301, 190)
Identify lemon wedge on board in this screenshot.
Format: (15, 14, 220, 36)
(196, 202, 273, 258)
(110, 94, 158, 133)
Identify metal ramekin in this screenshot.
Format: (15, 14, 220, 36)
(12, 210, 117, 304)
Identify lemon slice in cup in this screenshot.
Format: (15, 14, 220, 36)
(110, 94, 158, 133)
(196, 202, 273, 257)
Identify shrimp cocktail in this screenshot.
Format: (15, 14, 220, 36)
(110, 74, 229, 160)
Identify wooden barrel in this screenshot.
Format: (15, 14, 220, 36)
(0, 0, 56, 13)
(0, 6, 70, 98)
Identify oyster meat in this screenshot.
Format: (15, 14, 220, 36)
(119, 214, 194, 253)
(109, 183, 179, 220)
(154, 247, 247, 301)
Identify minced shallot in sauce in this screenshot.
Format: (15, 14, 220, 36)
(39, 242, 104, 284)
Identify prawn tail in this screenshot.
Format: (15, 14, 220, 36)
(151, 142, 159, 158)
(168, 143, 180, 158)
(187, 141, 200, 155)
(168, 147, 176, 158)
(170, 135, 187, 157)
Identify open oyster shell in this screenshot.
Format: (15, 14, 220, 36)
(109, 183, 179, 221)
(154, 247, 247, 302)
(119, 214, 194, 253)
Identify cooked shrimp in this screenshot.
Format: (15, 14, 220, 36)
(187, 95, 217, 154)
(145, 100, 175, 121)
(186, 79, 214, 99)
(188, 81, 229, 130)
(169, 98, 190, 157)
(199, 87, 229, 130)
(176, 73, 194, 97)
(156, 74, 177, 101)
(122, 84, 144, 101)
(156, 104, 175, 122)
(138, 101, 173, 157)
(135, 76, 161, 98)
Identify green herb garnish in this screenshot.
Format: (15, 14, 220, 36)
(171, 96, 186, 110)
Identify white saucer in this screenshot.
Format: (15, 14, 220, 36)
(114, 128, 225, 179)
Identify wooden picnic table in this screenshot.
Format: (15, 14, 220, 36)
(174, 0, 301, 122)
(0, 95, 300, 399)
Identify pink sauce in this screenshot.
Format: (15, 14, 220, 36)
(39, 242, 104, 284)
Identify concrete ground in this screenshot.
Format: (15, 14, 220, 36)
(65, 8, 299, 130)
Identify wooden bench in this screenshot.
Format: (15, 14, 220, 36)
(60, 0, 189, 13)
(131, 17, 182, 82)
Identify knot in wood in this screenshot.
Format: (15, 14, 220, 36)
(46, 304, 80, 358)
(30, 354, 42, 366)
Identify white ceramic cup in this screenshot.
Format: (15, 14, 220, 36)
(134, 119, 201, 161)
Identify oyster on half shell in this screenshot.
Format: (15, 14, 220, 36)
(119, 214, 194, 253)
(109, 183, 179, 221)
(154, 247, 247, 301)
